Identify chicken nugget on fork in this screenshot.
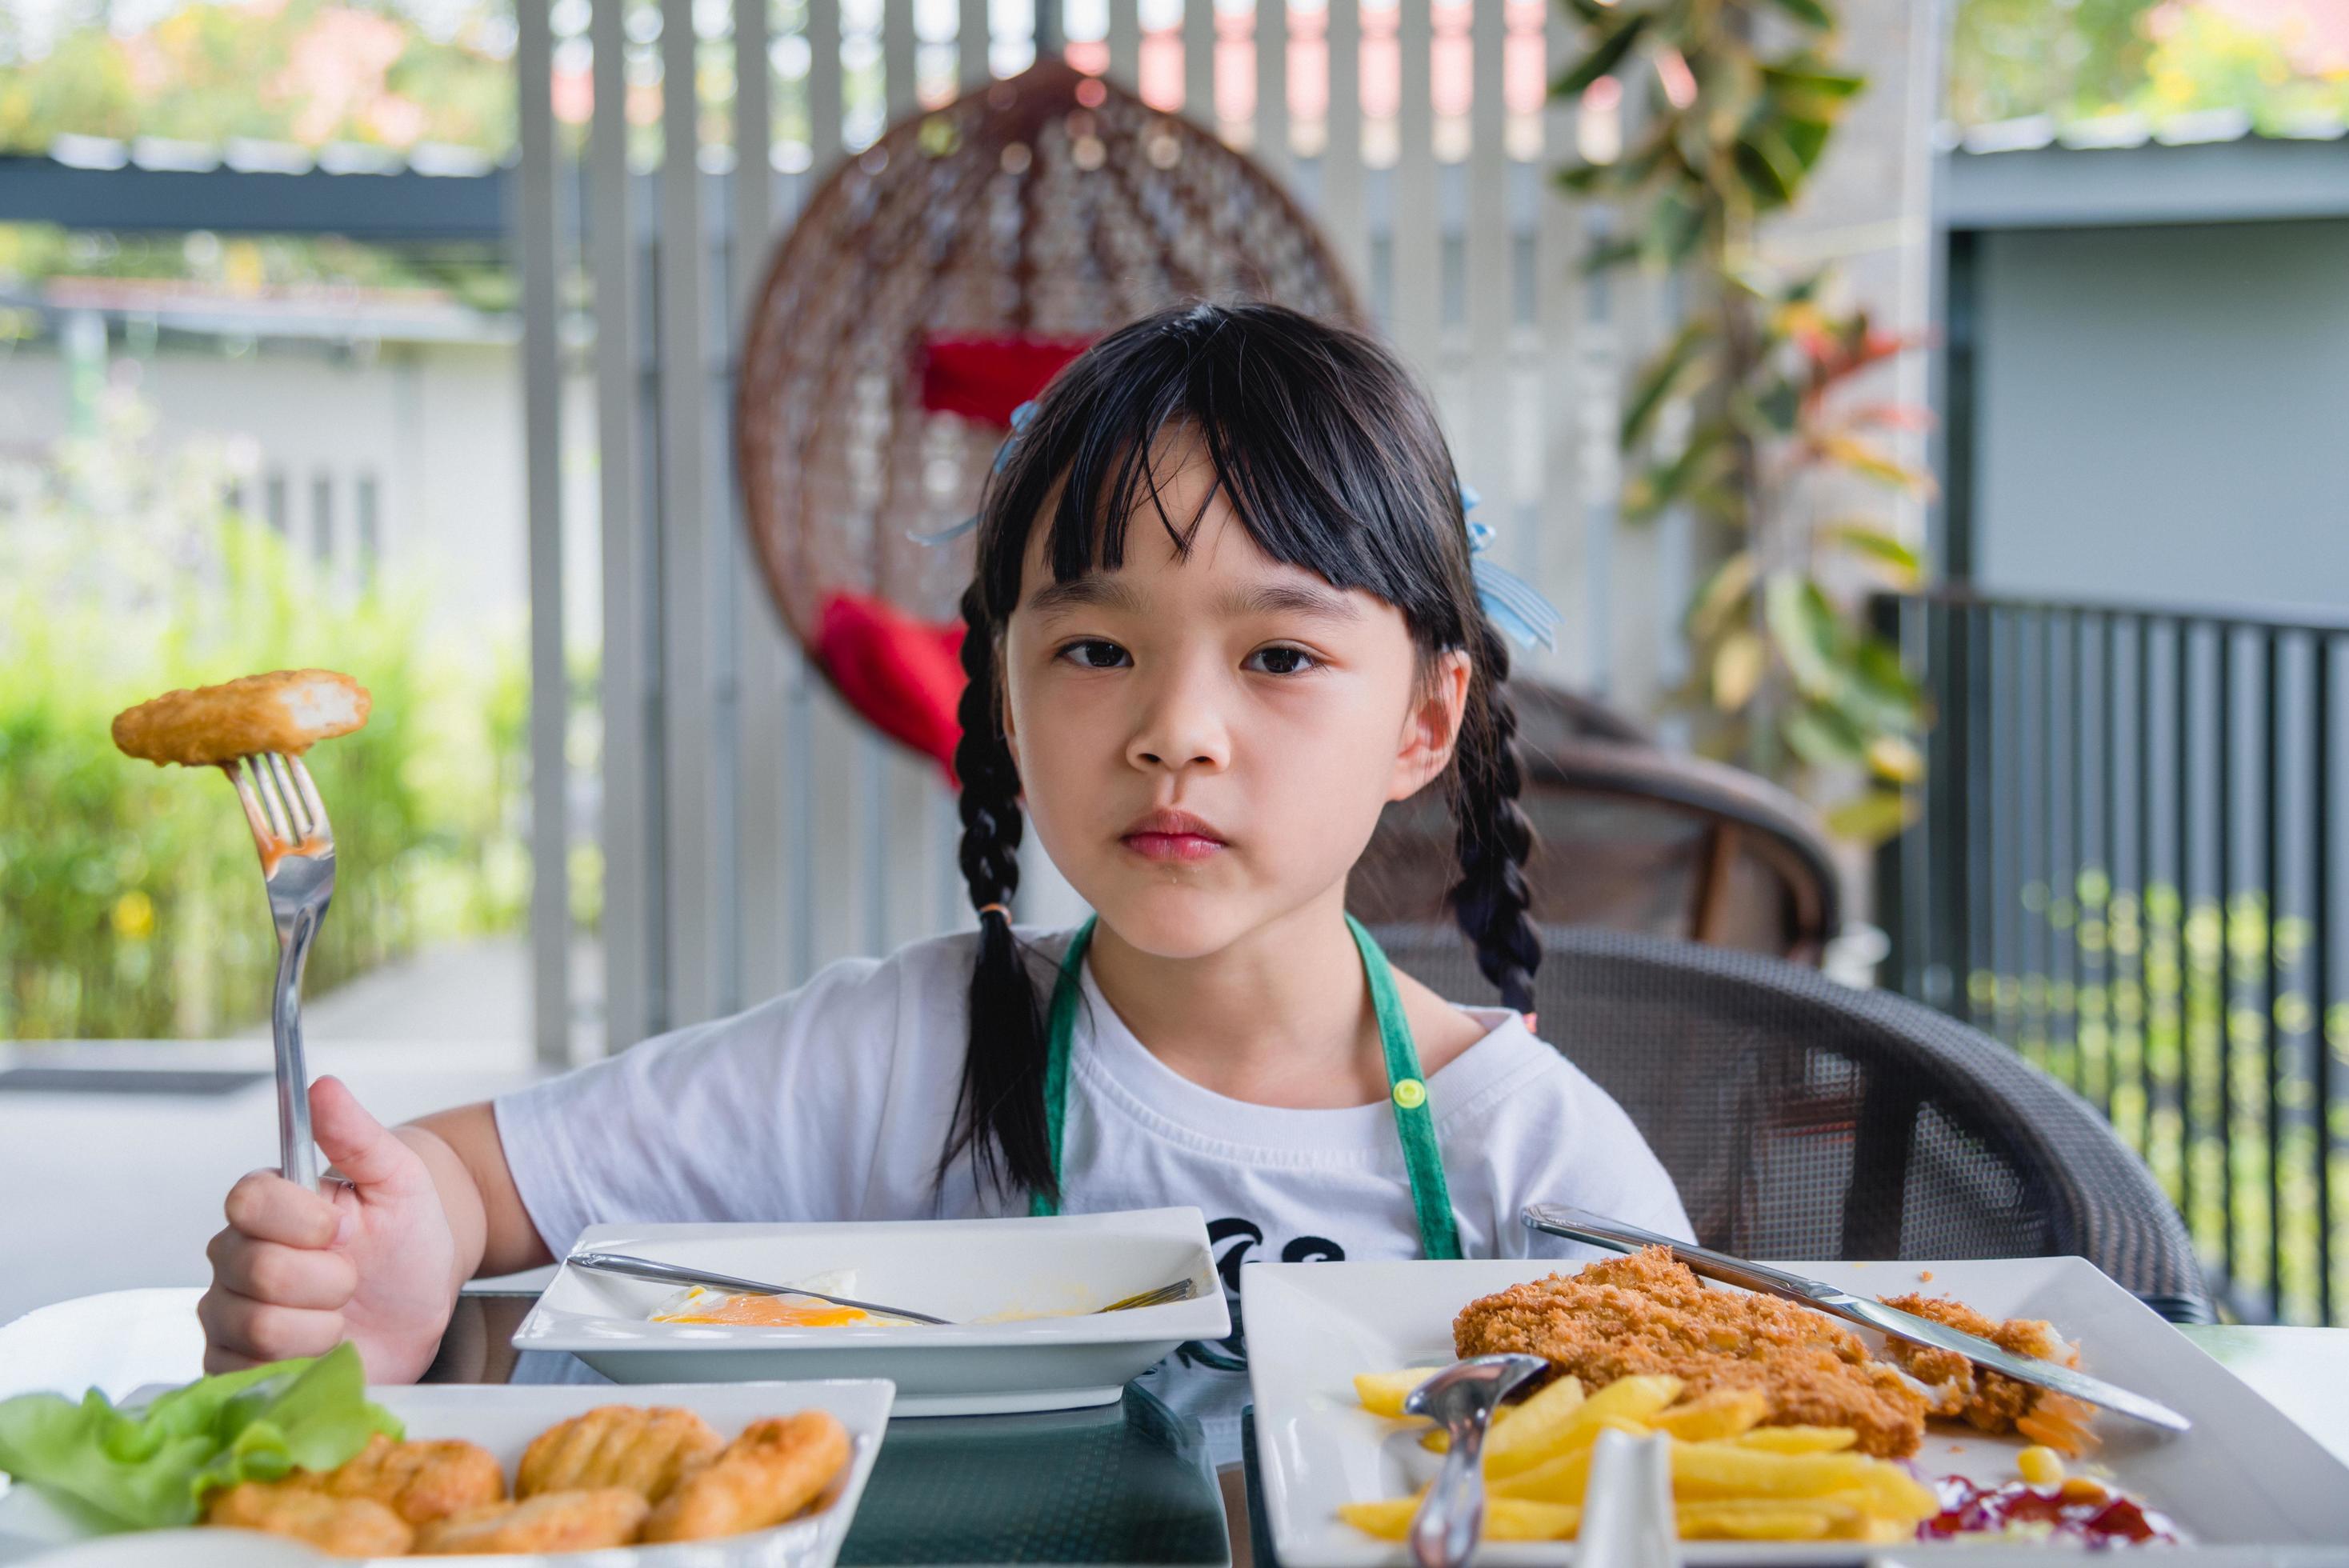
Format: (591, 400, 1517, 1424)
(641, 1410, 852, 1543)
(410, 1488, 650, 1555)
(517, 1403, 723, 1502)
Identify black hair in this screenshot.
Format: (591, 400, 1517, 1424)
(944, 301, 1539, 1202)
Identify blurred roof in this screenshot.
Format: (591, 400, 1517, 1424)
(1935, 111, 2349, 230)
(0, 136, 510, 242)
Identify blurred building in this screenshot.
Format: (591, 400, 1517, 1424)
(1936, 115, 2349, 612)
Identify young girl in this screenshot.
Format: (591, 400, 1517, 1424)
(198, 302, 1691, 1459)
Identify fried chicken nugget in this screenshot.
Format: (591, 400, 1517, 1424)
(410, 1488, 649, 1556)
(640, 1410, 851, 1543)
(111, 669, 370, 767)
(515, 1403, 723, 1503)
(204, 1479, 414, 1558)
(319, 1432, 506, 1525)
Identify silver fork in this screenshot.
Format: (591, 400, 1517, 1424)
(223, 752, 335, 1192)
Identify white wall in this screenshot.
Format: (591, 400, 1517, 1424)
(0, 338, 602, 642)
(1972, 218, 2349, 614)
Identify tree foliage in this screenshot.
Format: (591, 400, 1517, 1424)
(1554, 0, 1929, 845)
(0, 0, 514, 155)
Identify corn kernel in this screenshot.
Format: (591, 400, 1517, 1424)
(2017, 1446, 2065, 1486)
(2059, 1476, 2107, 1503)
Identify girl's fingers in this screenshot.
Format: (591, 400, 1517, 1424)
(222, 1169, 341, 1249)
(206, 1228, 358, 1310)
(308, 1077, 423, 1195)
(202, 1342, 264, 1377)
(196, 1286, 346, 1365)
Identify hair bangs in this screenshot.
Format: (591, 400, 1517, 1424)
(977, 306, 1471, 652)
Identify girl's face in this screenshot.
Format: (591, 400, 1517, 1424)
(999, 438, 1471, 960)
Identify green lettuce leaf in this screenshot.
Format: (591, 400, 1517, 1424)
(0, 1342, 402, 1531)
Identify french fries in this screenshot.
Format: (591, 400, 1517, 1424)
(1343, 1367, 1944, 1543)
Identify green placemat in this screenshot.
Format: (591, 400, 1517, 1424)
(839, 1388, 1229, 1566)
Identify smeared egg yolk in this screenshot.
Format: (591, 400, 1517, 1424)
(654, 1292, 871, 1327)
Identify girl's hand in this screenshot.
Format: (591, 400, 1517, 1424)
(198, 1077, 461, 1383)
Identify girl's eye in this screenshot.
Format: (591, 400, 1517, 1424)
(1060, 638, 1130, 670)
(1246, 646, 1319, 676)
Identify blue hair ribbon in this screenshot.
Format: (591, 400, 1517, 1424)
(1462, 484, 1560, 653)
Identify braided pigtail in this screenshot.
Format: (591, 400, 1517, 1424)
(940, 581, 1058, 1202)
(1447, 618, 1541, 1017)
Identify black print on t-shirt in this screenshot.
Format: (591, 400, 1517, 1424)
(1171, 1215, 1346, 1372)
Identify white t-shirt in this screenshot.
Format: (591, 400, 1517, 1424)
(494, 928, 1693, 1459)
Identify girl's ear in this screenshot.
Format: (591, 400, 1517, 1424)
(1388, 648, 1472, 803)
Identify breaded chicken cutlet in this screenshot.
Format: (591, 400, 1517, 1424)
(1882, 1292, 2097, 1453)
(1452, 1246, 1931, 1458)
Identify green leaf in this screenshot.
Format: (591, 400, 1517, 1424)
(1757, 0, 1838, 30)
(1741, 379, 1803, 436)
(1554, 13, 1650, 98)
(1580, 236, 1644, 274)
(1825, 787, 1916, 846)
(1685, 548, 1757, 641)
(1819, 520, 1923, 586)
(1735, 126, 1804, 206)
(1712, 630, 1767, 711)
(0, 1344, 401, 1531)
(1620, 322, 1715, 449)
(1763, 572, 1846, 699)
(1783, 699, 1869, 768)
(1623, 423, 1730, 522)
(1642, 189, 1708, 266)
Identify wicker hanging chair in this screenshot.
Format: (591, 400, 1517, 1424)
(735, 59, 1363, 768)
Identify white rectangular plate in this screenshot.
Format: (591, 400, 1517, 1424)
(1243, 1255, 2349, 1565)
(0, 1378, 893, 1567)
(514, 1207, 1230, 1415)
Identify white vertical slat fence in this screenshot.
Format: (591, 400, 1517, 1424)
(531, 0, 1673, 1052)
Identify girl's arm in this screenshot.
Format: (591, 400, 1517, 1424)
(403, 1101, 555, 1278)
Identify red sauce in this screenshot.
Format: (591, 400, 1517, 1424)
(1919, 1477, 2183, 1546)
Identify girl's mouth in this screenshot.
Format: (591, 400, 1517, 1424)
(1119, 809, 1228, 862)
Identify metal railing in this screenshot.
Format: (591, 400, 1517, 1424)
(1877, 588, 2347, 1325)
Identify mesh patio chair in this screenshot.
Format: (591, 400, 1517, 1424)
(1351, 690, 1842, 964)
(1375, 923, 2211, 1322)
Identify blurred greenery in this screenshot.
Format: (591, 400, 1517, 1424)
(0, 385, 530, 1040)
(1972, 869, 2349, 1326)
(0, 0, 514, 154)
(1950, 0, 2349, 129)
(1552, 0, 1928, 845)
(0, 222, 514, 315)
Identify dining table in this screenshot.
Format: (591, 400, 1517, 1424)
(2, 1284, 2347, 1566)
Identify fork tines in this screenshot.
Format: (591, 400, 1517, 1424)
(227, 752, 333, 847)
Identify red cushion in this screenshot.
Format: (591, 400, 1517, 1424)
(918, 336, 1092, 426)
(814, 590, 967, 778)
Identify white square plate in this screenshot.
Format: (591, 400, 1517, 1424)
(0, 1378, 893, 1566)
(513, 1208, 1229, 1415)
(1243, 1255, 2349, 1565)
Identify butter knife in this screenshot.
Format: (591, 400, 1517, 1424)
(1520, 1204, 2191, 1435)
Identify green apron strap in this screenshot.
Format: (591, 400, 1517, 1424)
(1026, 914, 1464, 1262)
(1346, 915, 1463, 1261)
(1029, 917, 1096, 1219)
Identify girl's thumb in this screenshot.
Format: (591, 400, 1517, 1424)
(308, 1076, 414, 1191)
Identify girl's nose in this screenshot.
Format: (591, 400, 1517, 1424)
(1126, 665, 1231, 775)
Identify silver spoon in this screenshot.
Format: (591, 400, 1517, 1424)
(1403, 1354, 1548, 1568)
(567, 1250, 1197, 1325)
